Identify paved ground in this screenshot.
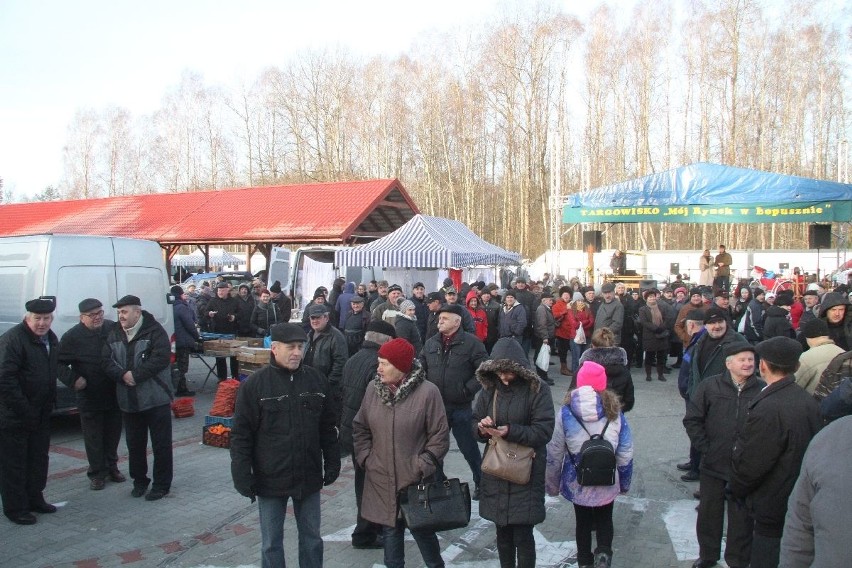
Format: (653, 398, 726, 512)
(1, 355, 719, 568)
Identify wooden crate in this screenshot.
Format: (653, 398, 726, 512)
(203, 339, 248, 356)
(202, 425, 230, 448)
(237, 348, 271, 364)
(236, 336, 264, 347)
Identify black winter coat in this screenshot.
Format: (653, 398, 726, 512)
(742, 299, 766, 342)
(637, 303, 674, 352)
(235, 296, 255, 336)
(421, 330, 488, 406)
(729, 376, 822, 535)
(304, 325, 349, 385)
(472, 340, 555, 526)
(0, 321, 58, 429)
(394, 315, 423, 355)
(578, 346, 635, 412)
(342, 310, 369, 356)
(686, 328, 746, 400)
(206, 295, 239, 334)
(250, 302, 281, 337)
(58, 320, 119, 412)
(339, 340, 381, 456)
(173, 298, 200, 349)
(762, 306, 794, 339)
(683, 371, 764, 481)
(230, 361, 340, 499)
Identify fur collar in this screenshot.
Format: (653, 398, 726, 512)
(581, 346, 628, 367)
(475, 358, 541, 393)
(374, 360, 426, 406)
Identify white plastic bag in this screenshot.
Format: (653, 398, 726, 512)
(536, 343, 551, 371)
(574, 325, 586, 345)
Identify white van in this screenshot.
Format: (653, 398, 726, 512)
(267, 245, 383, 321)
(0, 234, 175, 414)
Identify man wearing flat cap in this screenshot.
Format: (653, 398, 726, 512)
(0, 298, 59, 525)
(420, 302, 488, 499)
(594, 282, 625, 345)
(206, 282, 240, 381)
(680, 306, 746, 483)
(57, 298, 125, 491)
(102, 295, 174, 501)
(304, 304, 348, 421)
(230, 322, 340, 568)
(729, 337, 822, 568)
(498, 290, 528, 342)
(684, 342, 764, 568)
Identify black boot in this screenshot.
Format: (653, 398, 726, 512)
(175, 375, 195, 396)
(645, 364, 653, 381)
(657, 364, 667, 381)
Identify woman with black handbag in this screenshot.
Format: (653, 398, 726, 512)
(352, 338, 450, 568)
(472, 338, 555, 568)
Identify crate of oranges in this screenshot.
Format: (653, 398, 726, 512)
(202, 423, 232, 448)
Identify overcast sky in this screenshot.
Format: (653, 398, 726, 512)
(1, 0, 519, 197)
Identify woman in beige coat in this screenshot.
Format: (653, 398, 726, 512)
(699, 249, 715, 287)
(353, 338, 450, 568)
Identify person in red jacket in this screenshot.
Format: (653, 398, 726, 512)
(466, 291, 488, 343)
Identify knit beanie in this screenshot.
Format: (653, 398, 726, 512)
(377, 338, 415, 374)
(576, 361, 607, 392)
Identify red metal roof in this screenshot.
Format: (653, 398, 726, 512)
(0, 179, 420, 245)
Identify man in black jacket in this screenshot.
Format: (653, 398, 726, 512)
(230, 323, 340, 568)
(103, 295, 175, 502)
(684, 342, 764, 568)
(0, 298, 59, 525)
(58, 298, 125, 491)
(340, 320, 396, 550)
(729, 337, 822, 568)
(420, 304, 488, 498)
(205, 282, 240, 380)
(304, 304, 349, 422)
(409, 282, 429, 341)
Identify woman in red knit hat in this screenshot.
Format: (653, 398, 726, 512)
(352, 338, 450, 568)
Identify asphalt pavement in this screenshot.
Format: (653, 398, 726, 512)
(1, 354, 721, 568)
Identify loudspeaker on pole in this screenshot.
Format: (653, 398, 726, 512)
(808, 225, 831, 249)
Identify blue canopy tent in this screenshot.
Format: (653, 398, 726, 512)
(562, 162, 852, 224)
(335, 214, 521, 268)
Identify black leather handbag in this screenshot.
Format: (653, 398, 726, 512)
(398, 450, 471, 532)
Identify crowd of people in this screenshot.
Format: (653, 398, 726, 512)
(1, 256, 851, 568)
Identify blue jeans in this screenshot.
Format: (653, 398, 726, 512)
(570, 340, 587, 374)
(383, 519, 444, 568)
(258, 491, 322, 568)
(446, 405, 481, 486)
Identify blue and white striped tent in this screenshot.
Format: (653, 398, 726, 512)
(336, 215, 521, 268)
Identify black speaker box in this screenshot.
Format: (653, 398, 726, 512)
(670, 262, 680, 275)
(808, 225, 831, 249)
(639, 279, 658, 291)
(582, 230, 602, 252)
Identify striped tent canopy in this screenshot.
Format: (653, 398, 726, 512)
(336, 215, 521, 268)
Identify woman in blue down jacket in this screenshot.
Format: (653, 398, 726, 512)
(545, 360, 633, 568)
(472, 338, 554, 568)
